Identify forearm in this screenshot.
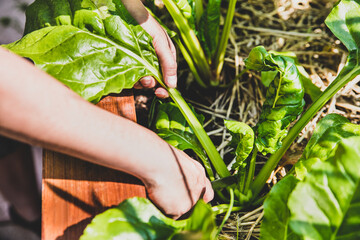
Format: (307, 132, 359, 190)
(0, 47, 171, 184)
(121, 0, 149, 24)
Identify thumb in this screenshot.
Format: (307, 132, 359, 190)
(153, 33, 177, 88)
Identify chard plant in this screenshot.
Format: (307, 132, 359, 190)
(3, 0, 360, 238)
(148, 0, 237, 87)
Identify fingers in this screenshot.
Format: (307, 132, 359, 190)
(203, 178, 214, 203)
(135, 76, 169, 98)
(153, 29, 177, 88)
(193, 161, 214, 203)
(137, 76, 156, 89)
(140, 76, 156, 88)
(154, 87, 169, 98)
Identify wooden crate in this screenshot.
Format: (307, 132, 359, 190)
(42, 91, 146, 240)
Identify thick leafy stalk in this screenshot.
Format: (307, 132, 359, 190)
(196, 150, 215, 181)
(173, 38, 207, 88)
(212, 204, 242, 215)
(163, 0, 212, 83)
(250, 64, 360, 198)
(243, 148, 258, 195)
(216, 188, 234, 237)
(168, 88, 231, 178)
(213, 0, 236, 81)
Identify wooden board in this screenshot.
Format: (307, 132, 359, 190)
(42, 91, 146, 240)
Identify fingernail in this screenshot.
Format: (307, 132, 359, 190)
(141, 78, 152, 87)
(167, 76, 177, 88)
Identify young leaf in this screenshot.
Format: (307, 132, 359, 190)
(288, 137, 360, 240)
(295, 114, 360, 180)
(162, 0, 212, 83)
(80, 197, 217, 240)
(260, 175, 300, 240)
(224, 120, 254, 170)
(4, 0, 161, 103)
(151, 101, 217, 179)
(24, 0, 138, 34)
(152, 101, 206, 158)
(197, 0, 221, 59)
(266, 51, 322, 102)
(245, 46, 305, 155)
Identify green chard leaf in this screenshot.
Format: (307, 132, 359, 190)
(245, 46, 305, 155)
(151, 101, 206, 159)
(260, 175, 301, 240)
(265, 51, 322, 102)
(260, 136, 360, 240)
(250, 0, 360, 201)
(224, 120, 254, 170)
(289, 137, 360, 240)
(197, 0, 221, 59)
(295, 114, 360, 180)
(325, 0, 360, 52)
(80, 197, 217, 240)
(4, 0, 161, 103)
(324, 0, 360, 86)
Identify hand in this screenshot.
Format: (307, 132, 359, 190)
(121, 0, 177, 98)
(143, 145, 214, 219)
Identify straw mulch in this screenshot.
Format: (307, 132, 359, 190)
(135, 0, 360, 239)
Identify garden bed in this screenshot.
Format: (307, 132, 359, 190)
(135, 0, 360, 239)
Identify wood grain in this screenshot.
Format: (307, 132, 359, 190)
(42, 90, 146, 240)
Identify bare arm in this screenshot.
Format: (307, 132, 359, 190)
(0, 47, 213, 218)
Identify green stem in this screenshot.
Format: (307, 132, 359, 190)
(238, 168, 247, 193)
(212, 204, 243, 215)
(213, 0, 236, 81)
(168, 88, 231, 178)
(146, 58, 230, 178)
(173, 38, 207, 88)
(163, 0, 212, 83)
(243, 148, 258, 195)
(216, 189, 234, 237)
(195, 149, 215, 181)
(250, 64, 360, 198)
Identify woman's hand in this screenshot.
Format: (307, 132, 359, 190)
(143, 145, 214, 219)
(121, 0, 177, 98)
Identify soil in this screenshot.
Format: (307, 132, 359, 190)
(133, 0, 360, 239)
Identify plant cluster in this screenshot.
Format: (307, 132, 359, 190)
(3, 0, 360, 239)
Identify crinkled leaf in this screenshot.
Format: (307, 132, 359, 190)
(4, 0, 160, 103)
(266, 51, 322, 102)
(260, 175, 301, 240)
(295, 114, 360, 180)
(80, 197, 217, 240)
(289, 137, 360, 240)
(151, 101, 206, 160)
(245, 46, 305, 155)
(197, 0, 221, 58)
(24, 0, 138, 33)
(224, 120, 254, 170)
